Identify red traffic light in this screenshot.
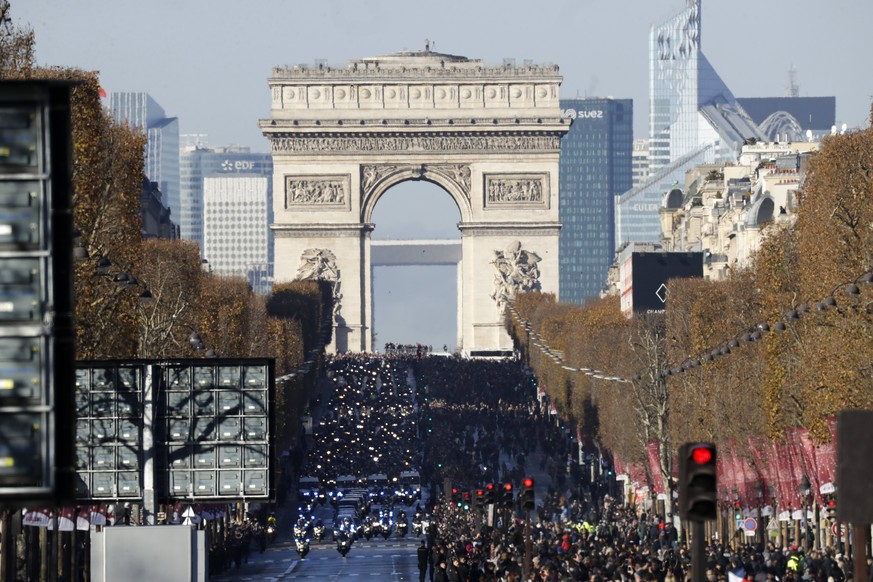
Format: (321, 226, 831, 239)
(476, 489, 485, 496)
(522, 477, 534, 488)
(486, 483, 494, 491)
(504, 483, 513, 492)
(691, 446, 713, 464)
(451, 487, 459, 495)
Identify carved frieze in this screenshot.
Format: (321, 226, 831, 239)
(484, 173, 549, 209)
(361, 163, 471, 201)
(271, 134, 562, 154)
(284, 175, 351, 210)
(490, 241, 542, 313)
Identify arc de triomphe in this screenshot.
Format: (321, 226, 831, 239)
(260, 51, 568, 355)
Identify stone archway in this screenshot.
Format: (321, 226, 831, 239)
(260, 50, 569, 355)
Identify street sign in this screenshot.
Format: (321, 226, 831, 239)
(743, 518, 757, 532)
(831, 523, 847, 538)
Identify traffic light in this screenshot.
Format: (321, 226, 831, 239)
(450, 486, 459, 505)
(678, 442, 717, 522)
(824, 499, 837, 521)
(0, 82, 75, 503)
(485, 483, 495, 505)
(475, 489, 485, 510)
(733, 502, 742, 520)
(521, 477, 535, 511)
(502, 482, 514, 508)
(462, 491, 471, 510)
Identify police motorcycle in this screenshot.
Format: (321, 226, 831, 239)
(378, 509, 393, 540)
(359, 516, 374, 541)
(312, 518, 325, 542)
(395, 509, 408, 537)
(411, 509, 424, 536)
(295, 537, 311, 559)
(334, 518, 355, 557)
(293, 517, 310, 541)
(335, 531, 352, 557)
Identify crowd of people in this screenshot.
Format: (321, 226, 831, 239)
(275, 353, 871, 582)
(408, 355, 870, 582)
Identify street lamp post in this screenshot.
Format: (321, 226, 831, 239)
(798, 475, 811, 551)
(754, 482, 764, 546)
(769, 483, 783, 548)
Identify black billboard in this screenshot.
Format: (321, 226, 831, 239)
(74, 359, 275, 503)
(630, 252, 703, 313)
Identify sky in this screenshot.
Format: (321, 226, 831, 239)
(15, 0, 873, 351)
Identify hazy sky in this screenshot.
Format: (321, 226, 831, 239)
(16, 0, 873, 351)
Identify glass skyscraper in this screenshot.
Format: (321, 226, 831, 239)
(179, 141, 272, 248)
(559, 98, 633, 303)
(108, 92, 180, 224)
(615, 0, 763, 247)
(202, 175, 274, 294)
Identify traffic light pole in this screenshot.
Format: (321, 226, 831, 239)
(523, 511, 532, 580)
(691, 521, 705, 582)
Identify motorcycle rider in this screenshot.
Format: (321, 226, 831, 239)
(265, 513, 277, 544)
(294, 517, 309, 540)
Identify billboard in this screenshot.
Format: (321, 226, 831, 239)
(621, 252, 703, 316)
(74, 359, 275, 503)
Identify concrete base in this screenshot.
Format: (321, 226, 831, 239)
(90, 526, 207, 582)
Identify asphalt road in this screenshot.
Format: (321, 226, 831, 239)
(211, 536, 422, 581)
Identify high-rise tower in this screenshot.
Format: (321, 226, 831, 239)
(615, 0, 763, 247)
(559, 98, 633, 303)
(108, 92, 180, 224)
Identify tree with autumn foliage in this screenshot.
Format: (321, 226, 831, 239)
(509, 102, 873, 508)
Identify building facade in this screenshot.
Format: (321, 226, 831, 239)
(559, 98, 633, 303)
(108, 92, 180, 224)
(615, 0, 764, 248)
(659, 140, 818, 281)
(632, 139, 649, 188)
(202, 175, 273, 294)
(140, 179, 178, 240)
(179, 141, 273, 249)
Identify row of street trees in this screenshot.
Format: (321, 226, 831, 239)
(507, 104, 873, 507)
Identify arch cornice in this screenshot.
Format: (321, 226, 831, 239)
(360, 163, 473, 224)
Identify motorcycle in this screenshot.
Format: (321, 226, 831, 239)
(336, 533, 352, 557)
(360, 520, 373, 541)
(266, 524, 277, 544)
(380, 517, 392, 540)
(295, 537, 310, 559)
(412, 512, 423, 536)
(395, 510, 408, 537)
(313, 520, 325, 542)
